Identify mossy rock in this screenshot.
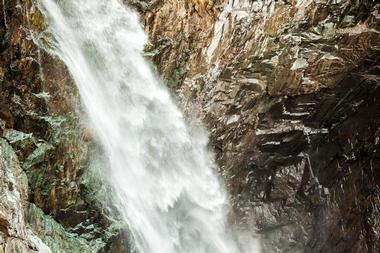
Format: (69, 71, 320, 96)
(168, 64, 187, 90)
(129, 0, 152, 12)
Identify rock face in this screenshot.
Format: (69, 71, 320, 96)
(0, 0, 126, 252)
(0, 0, 379, 252)
(0, 137, 51, 253)
(139, 0, 380, 252)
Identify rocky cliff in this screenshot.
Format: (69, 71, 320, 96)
(0, 0, 379, 252)
(0, 0, 125, 252)
(139, 0, 380, 252)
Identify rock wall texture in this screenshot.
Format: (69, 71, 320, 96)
(0, 0, 379, 252)
(139, 0, 380, 252)
(0, 0, 125, 252)
(0, 138, 51, 253)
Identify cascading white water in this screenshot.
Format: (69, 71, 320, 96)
(37, 0, 260, 252)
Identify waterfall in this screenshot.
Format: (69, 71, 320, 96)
(37, 0, 260, 252)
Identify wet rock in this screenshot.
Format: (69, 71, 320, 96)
(0, 139, 51, 252)
(0, 0, 379, 252)
(0, 0, 126, 251)
(143, 0, 380, 252)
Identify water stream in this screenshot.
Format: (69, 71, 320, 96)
(37, 0, 259, 252)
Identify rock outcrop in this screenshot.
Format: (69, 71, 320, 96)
(139, 0, 380, 252)
(1, 0, 126, 252)
(0, 137, 51, 253)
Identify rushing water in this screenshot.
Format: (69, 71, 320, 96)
(37, 0, 259, 252)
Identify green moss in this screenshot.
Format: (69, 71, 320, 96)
(29, 166, 53, 195)
(4, 129, 34, 144)
(22, 143, 54, 171)
(168, 64, 187, 90)
(80, 152, 115, 211)
(27, 204, 127, 253)
(27, 204, 99, 253)
(31, 10, 44, 27)
(0, 139, 18, 163)
(129, 0, 152, 12)
(40, 115, 67, 128)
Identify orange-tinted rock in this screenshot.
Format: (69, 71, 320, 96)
(140, 0, 380, 252)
